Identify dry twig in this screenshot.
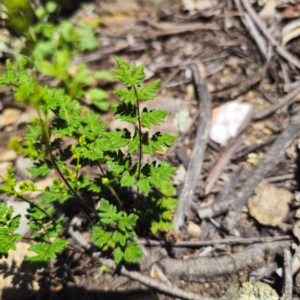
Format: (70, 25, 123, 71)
(234, 0, 267, 59)
(254, 83, 300, 120)
(240, 0, 300, 69)
(97, 258, 213, 300)
(205, 133, 242, 195)
(173, 62, 212, 229)
(139, 235, 292, 248)
(68, 225, 209, 300)
(212, 71, 262, 99)
(282, 248, 293, 300)
(159, 241, 290, 281)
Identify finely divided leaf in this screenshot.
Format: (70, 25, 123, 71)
(113, 103, 138, 124)
(0, 60, 17, 85)
(118, 213, 138, 231)
(0, 233, 22, 258)
(98, 199, 118, 225)
(92, 226, 115, 248)
(141, 109, 170, 129)
(104, 130, 130, 150)
(128, 131, 139, 153)
(25, 238, 69, 262)
(124, 241, 143, 263)
(132, 64, 145, 85)
(151, 132, 178, 149)
(114, 89, 137, 104)
(154, 161, 177, 181)
(27, 163, 52, 177)
(137, 79, 160, 101)
(120, 171, 135, 187)
(137, 178, 151, 194)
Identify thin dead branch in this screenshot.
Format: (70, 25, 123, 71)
(141, 18, 220, 39)
(159, 241, 290, 281)
(282, 248, 293, 300)
(139, 235, 292, 248)
(234, 0, 268, 59)
(205, 133, 242, 195)
(68, 224, 210, 300)
(233, 136, 277, 160)
(254, 83, 300, 120)
(173, 62, 212, 230)
(212, 71, 262, 99)
(250, 262, 279, 282)
(240, 0, 300, 69)
(97, 257, 213, 300)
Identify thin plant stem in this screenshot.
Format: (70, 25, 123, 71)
(133, 85, 142, 205)
(48, 151, 97, 215)
(39, 115, 97, 218)
(107, 184, 123, 208)
(97, 161, 106, 176)
(97, 161, 123, 209)
(18, 195, 56, 224)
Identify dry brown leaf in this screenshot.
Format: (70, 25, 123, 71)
(278, 3, 300, 19)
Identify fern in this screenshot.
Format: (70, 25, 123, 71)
(0, 57, 178, 267)
(0, 203, 22, 258)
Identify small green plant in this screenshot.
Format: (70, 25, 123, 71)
(2, 0, 112, 111)
(0, 57, 178, 266)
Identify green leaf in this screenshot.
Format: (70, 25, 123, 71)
(152, 132, 178, 148)
(105, 130, 130, 149)
(51, 238, 69, 252)
(93, 70, 114, 81)
(92, 226, 115, 249)
(0, 234, 22, 258)
(27, 163, 52, 177)
(79, 109, 108, 140)
(112, 231, 126, 246)
(132, 64, 145, 85)
(113, 246, 123, 264)
(98, 199, 118, 225)
(35, 59, 56, 77)
(9, 215, 21, 231)
(76, 25, 99, 52)
(137, 79, 160, 101)
(0, 60, 17, 85)
(137, 178, 151, 194)
(86, 88, 108, 111)
(118, 213, 138, 231)
(141, 132, 153, 156)
(114, 89, 137, 104)
(0, 202, 22, 258)
(155, 161, 177, 181)
(46, 1, 58, 13)
(141, 109, 170, 129)
(113, 103, 138, 124)
(141, 132, 177, 155)
(25, 238, 69, 262)
(128, 131, 139, 153)
(120, 171, 135, 187)
(39, 190, 71, 204)
(124, 241, 143, 263)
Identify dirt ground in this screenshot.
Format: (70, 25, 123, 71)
(3, 0, 300, 299)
